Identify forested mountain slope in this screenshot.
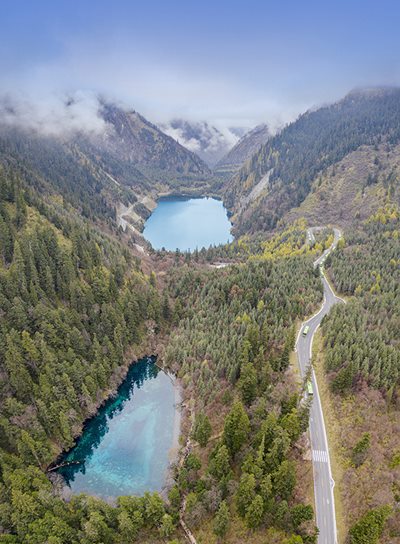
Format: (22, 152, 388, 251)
(224, 88, 400, 234)
(282, 142, 400, 228)
(0, 100, 212, 229)
(98, 103, 211, 185)
(214, 123, 270, 180)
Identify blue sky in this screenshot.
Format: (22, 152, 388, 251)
(1, 0, 399, 129)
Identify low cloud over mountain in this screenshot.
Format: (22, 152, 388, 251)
(160, 119, 244, 167)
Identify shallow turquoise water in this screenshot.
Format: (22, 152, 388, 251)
(143, 196, 233, 251)
(57, 357, 177, 500)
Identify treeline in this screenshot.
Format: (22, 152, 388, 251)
(0, 169, 166, 543)
(151, 236, 263, 266)
(323, 206, 400, 393)
(164, 248, 323, 541)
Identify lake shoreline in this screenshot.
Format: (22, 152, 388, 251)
(49, 323, 179, 475)
(53, 355, 183, 502)
(143, 195, 233, 251)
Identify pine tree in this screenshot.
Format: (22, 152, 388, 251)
(213, 500, 230, 539)
(223, 400, 250, 456)
(245, 494, 264, 529)
(192, 413, 212, 447)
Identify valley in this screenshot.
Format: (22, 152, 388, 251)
(1, 87, 400, 544)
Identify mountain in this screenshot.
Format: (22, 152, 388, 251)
(98, 104, 211, 182)
(224, 88, 400, 235)
(160, 119, 241, 167)
(214, 123, 270, 178)
(0, 100, 212, 229)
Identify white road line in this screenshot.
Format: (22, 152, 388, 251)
(313, 449, 329, 463)
(297, 227, 342, 544)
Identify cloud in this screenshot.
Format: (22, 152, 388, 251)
(0, 37, 306, 136)
(161, 121, 239, 152)
(0, 90, 107, 137)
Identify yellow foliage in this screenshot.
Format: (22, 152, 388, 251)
(257, 300, 265, 312)
(367, 204, 399, 225)
(324, 234, 334, 249)
(251, 219, 319, 261)
(24, 206, 72, 250)
(236, 312, 251, 324)
(354, 285, 363, 296)
(370, 283, 381, 294)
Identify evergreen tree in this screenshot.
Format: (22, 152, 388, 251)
(213, 500, 230, 539)
(223, 401, 250, 456)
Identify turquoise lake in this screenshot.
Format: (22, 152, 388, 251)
(143, 196, 233, 251)
(57, 357, 179, 500)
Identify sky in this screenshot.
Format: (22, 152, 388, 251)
(1, 0, 400, 132)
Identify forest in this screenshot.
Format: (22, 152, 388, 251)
(226, 88, 400, 234)
(0, 167, 170, 543)
(319, 206, 400, 542)
(162, 225, 324, 542)
(323, 205, 400, 393)
(0, 180, 325, 544)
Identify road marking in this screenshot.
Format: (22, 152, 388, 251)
(313, 449, 329, 463)
(297, 227, 342, 544)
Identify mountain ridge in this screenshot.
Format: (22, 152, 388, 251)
(160, 118, 240, 167)
(0, 99, 214, 229)
(224, 87, 400, 234)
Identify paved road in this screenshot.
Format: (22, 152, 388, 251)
(296, 227, 343, 544)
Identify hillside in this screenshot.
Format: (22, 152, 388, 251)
(224, 88, 400, 234)
(0, 100, 213, 230)
(282, 142, 400, 227)
(214, 123, 270, 179)
(98, 103, 211, 184)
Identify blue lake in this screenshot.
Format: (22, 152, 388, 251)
(143, 196, 233, 251)
(57, 357, 179, 500)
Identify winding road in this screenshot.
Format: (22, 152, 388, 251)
(296, 227, 344, 544)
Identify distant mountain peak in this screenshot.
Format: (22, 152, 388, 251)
(160, 119, 241, 167)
